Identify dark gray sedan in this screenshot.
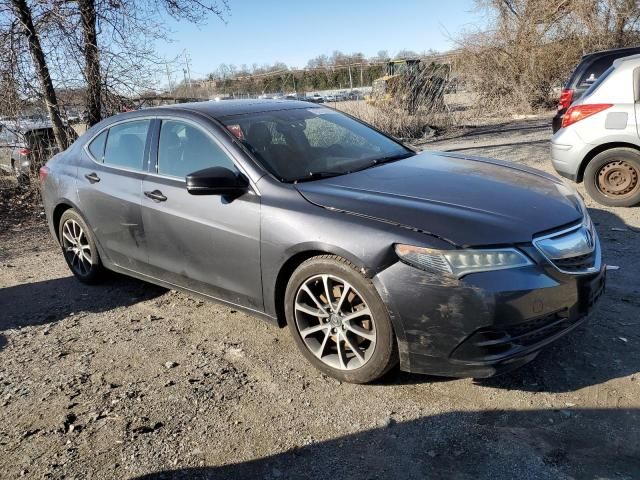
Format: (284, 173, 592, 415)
(40, 100, 605, 383)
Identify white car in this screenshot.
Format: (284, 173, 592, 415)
(551, 54, 640, 206)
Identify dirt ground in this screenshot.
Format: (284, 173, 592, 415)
(1, 115, 639, 479)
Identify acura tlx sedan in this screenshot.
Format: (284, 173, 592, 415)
(40, 100, 606, 383)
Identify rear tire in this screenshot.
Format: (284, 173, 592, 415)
(284, 255, 397, 384)
(583, 148, 640, 207)
(58, 209, 105, 284)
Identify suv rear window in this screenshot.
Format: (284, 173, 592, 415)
(577, 55, 616, 88)
(583, 65, 614, 98)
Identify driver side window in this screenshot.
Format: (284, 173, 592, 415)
(157, 120, 236, 178)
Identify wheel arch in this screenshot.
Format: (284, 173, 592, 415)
(272, 244, 372, 328)
(578, 142, 640, 182)
(52, 202, 75, 242)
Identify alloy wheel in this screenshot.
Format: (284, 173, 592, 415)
(596, 160, 639, 198)
(61, 219, 93, 277)
(294, 274, 376, 370)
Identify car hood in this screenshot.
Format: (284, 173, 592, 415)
(295, 151, 583, 247)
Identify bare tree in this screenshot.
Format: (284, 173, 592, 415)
(9, 0, 68, 149)
(78, 0, 100, 127)
(1, 0, 230, 141)
(456, 0, 640, 112)
(67, 0, 228, 125)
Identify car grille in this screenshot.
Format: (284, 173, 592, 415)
(533, 220, 601, 275)
(451, 310, 582, 362)
(552, 251, 597, 272)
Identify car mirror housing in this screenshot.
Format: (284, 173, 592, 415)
(186, 166, 249, 196)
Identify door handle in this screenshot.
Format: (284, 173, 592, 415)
(144, 190, 167, 202)
(84, 172, 100, 183)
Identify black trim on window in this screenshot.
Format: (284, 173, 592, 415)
(147, 118, 161, 174)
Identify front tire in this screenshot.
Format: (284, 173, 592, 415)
(284, 255, 397, 383)
(58, 209, 105, 284)
(584, 148, 640, 207)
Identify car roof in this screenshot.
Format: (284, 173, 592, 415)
(0, 120, 56, 132)
(581, 46, 640, 60)
(567, 46, 640, 89)
(157, 99, 321, 119)
(613, 53, 640, 68)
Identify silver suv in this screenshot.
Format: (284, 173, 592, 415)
(551, 54, 640, 207)
(0, 121, 77, 183)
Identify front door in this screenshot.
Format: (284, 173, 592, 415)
(141, 118, 262, 310)
(76, 118, 152, 270)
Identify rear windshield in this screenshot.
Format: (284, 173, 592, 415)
(221, 107, 411, 182)
(582, 65, 614, 99)
(24, 128, 56, 148)
(576, 55, 616, 88)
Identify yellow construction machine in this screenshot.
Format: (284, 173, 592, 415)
(368, 59, 448, 114)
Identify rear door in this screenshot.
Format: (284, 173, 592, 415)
(76, 118, 153, 271)
(140, 117, 262, 310)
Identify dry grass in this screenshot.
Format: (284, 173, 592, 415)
(333, 100, 452, 141)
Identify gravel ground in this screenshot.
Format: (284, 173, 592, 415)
(1, 115, 639, 479)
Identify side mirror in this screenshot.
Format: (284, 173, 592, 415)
(186, 166, 249, 196)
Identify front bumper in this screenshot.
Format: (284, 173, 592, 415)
(374, 252, 605, 378)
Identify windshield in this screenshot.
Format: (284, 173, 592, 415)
(222, 107, 413, 182)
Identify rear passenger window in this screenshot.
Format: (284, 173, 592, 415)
(157, 120, 236, 178)
(578, 56, 615, 88)
(583, 66, 614, 98)
(103, 120, 150, 170)
(87, 130, 107, 161)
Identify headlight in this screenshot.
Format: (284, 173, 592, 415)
(395, 244, 533, 278)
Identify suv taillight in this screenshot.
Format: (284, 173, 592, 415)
(39, 165, 49, 185)
(558, 89, 574, 111)
(561, 104, 613, 129)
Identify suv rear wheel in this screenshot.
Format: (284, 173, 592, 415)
(584, 148, 640, 207)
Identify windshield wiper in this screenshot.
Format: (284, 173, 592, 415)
(368, 151, 416, 166)
(293, 171, 347, 183)
(290, 151, 416, 183)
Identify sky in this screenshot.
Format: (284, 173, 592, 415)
(160, 0, 484, 81)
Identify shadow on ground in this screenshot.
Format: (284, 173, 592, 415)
(0, 272, 165, 333)
(134, 408, 640, 480)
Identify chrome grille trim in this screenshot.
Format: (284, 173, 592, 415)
(533, 222, 602, 275)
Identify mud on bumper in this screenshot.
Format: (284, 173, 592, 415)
(374, 260, 606, 378)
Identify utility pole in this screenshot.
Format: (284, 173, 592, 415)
(183, 68, 189, 97)
(348, 64, 353, 90)
(184, 51, 193, 95)
(166, 63, 175, 100)
(360, 63, 363, 87)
